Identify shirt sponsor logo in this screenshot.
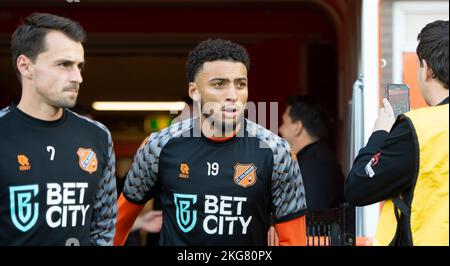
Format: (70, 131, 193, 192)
(174, 193, 197, 233)
(233, 163, 257, 188)
(77, 148, 98, 174)
(9, 183, 90, 232)
(17, 154, 31, 171)
(46, 182, 90, 228)
(203, 195, 252, 235)
(173, 193, 252, 235)
(9, 185, 39, 232)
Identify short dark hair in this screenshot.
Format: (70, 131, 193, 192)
(185, 39, 250, 83)
(286, 96, 329, 140)
(417, 20, 449, 89)
(11, 12, 86, 81)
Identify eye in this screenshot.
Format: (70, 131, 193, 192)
(59, 62, 71, 69)
(214, 82, 225, 87)
(236, 81, 247, 89)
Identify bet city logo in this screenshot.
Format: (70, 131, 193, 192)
(174, 193, 252, 235)
(9, 182, 90, 232)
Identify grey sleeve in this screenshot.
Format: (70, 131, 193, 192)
(122, 133, 161, 204)
(89, 129, 118, 246)
(271, 142, 307, 222)
(122, 119, 192, 204)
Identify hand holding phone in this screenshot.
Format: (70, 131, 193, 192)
(385, 83, 410, 117)
(373, 98, 396, 132)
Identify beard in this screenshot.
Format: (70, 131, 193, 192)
(54, 84, 80, 108)
(54, 96, 77, 108)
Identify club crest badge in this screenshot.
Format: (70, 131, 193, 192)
(77, 148, 98, 174)
(233, 163, 257, 188)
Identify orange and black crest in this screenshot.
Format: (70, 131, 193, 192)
(233, 163, 257, 188)
(77, 148, 98, 174)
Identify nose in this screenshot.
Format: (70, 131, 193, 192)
(70, 68, 83, 84)
(225, 84, 238, 102)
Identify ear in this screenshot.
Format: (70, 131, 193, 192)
(294, 120, 304, 136)
(17, 55, 33, 80)
(421, 59, 434, 82)
(189, 82, 201, 102)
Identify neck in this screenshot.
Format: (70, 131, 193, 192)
(429, 86, 449, 106)
(17, 89, 64, 121)
(292, 135, 318, 154)
(200, 115, 242, 139)
(431, 90, 448, 106)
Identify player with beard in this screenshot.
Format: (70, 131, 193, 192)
(114, 39, 307, 246)
(0, 13, 117, 246)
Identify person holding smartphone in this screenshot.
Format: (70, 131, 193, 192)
(345, 20, 449, 246)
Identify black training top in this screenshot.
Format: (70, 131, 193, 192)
(0, 105, 117, 246)
(123, 117, 307, 246)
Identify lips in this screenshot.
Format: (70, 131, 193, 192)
(222, 106, 237, 112)
(222, 106, 239, 118)
(64, 85, 80, 93)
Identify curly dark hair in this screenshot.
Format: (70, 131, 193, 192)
(185, 39, 250, 82)
(417, 20, 449, 89)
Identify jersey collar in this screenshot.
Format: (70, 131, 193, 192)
(437, 97, 449, 106)
(11, 104, 67, 127)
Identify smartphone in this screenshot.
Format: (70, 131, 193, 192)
(385, 83, 410, 117)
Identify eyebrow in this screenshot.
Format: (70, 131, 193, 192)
(209, 78, 229, 82)
(209, 78, 248, 82)
(55, 59, 85, 69)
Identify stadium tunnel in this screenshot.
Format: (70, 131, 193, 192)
(0, 0, 361, 176)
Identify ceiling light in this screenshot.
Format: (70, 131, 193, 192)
(92, 101, 186, 111)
